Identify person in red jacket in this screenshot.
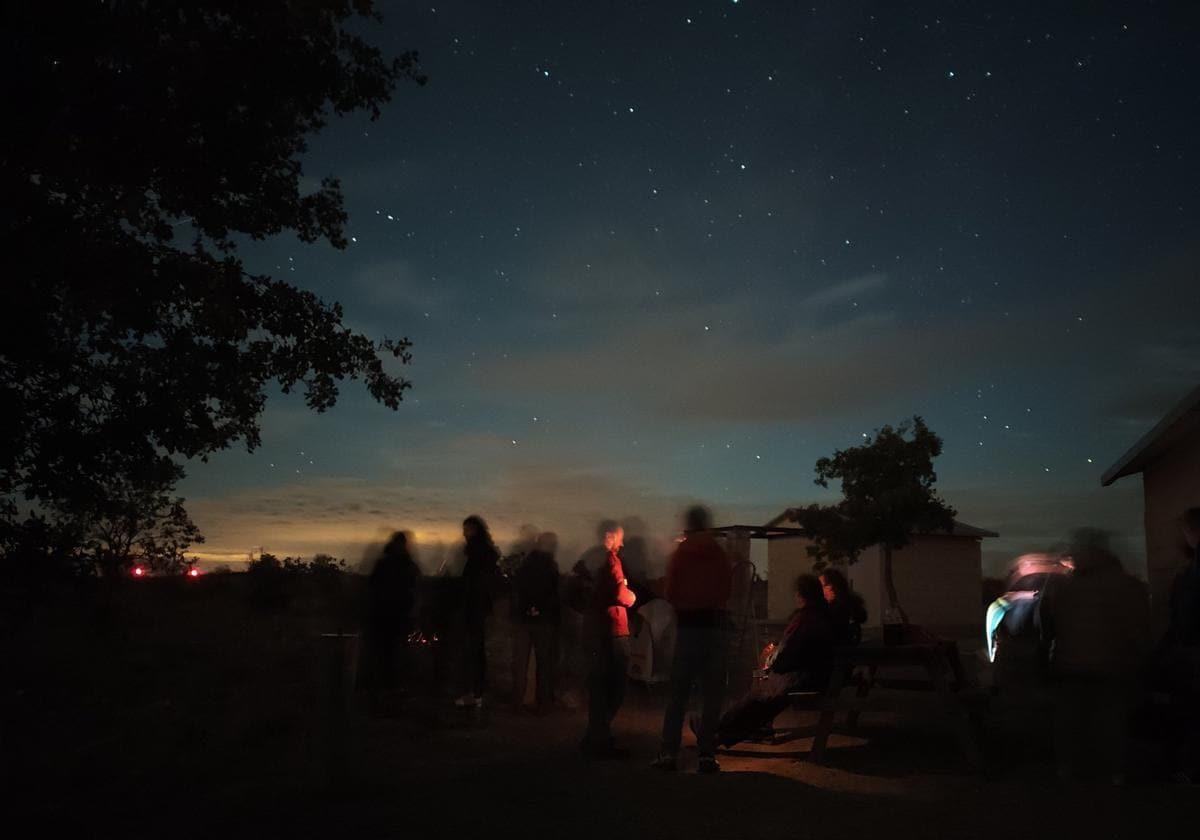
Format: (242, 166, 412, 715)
(652, 505, 732, 773)
(581, 521, 637, 758)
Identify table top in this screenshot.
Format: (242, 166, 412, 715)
(833, 640, 958, 664)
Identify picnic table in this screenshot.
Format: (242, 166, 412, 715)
(810, 640, 985, 772)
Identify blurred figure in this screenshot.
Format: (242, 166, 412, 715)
(512, 523, 540, 557)
(455, 515, 499, 709)
(1038, 529, 1150, 784)
(502, 523, 540, 579)
(362, 531, 420, 711)
(987, 554, 1072, 655)
(619, 515, 650, 588)
(580, 521, 636, 758)
(1157, 507, 1200, 782)
(511, 531, 561, 713)
(985, 553, 1072, 688)
(820, 567, 867, 645)
(652, 505, 731, 774)
(713, 575, 834, 748)
(560, 520, 619, 698)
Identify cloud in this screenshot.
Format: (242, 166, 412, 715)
(474, 288, 1020, 424)
(351, 257, 455, 312)
(186, 435, 769, 571)
(796, 273, 887, 309)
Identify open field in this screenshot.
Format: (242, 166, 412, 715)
(3, 574, 1197, 838)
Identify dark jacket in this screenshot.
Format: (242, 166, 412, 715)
(1164, 548, 1200, 650)
(367, 547, 419, 634)
(1039, 558, 1150, 679)
(513, 549, 561, 625)
(665, 533, 732, 627)
(827, 593, 868, 645)
(462, 538, 499, 624)
(771, 605, 835, 689)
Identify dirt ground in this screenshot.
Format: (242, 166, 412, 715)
(4, 576, 1198, 838)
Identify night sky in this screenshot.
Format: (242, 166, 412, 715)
(180, 1, 1200, 576)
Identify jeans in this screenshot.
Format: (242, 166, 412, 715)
(585, 636, 630, 746)
(716, 671, 796, 747)
(512, 622, 558, 708)
(465, 618, 488, 697)
(661, 625, 727, 757)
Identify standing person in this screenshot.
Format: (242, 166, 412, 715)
(1038, 529, 1150, 785)
(652, 505, 732, 774)
(580, 522, 636, 758)
(511, 531, 562, 714)
(455, 515, 499, 709)
(1158, 507, 1200, 783)
(363, 531, 420, 711)
(560, 521, 616, 699)
(820, 567, 868, 646)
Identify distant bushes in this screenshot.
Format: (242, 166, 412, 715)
(246, 553, 349, 611)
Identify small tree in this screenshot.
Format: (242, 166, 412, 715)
(60, 460, 203, 577)
(790, 416, 956, 623)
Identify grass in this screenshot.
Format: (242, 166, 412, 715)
(3, 574, 1197, 838)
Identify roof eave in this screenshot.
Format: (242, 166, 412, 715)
(1099, 384, 1200, 486)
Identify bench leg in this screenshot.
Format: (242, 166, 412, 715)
(810, 666, 848, 764)
(845, 665, 874, 731)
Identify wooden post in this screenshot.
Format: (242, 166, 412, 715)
(725, 530, 755, 694)
(319, 631, 359, 786)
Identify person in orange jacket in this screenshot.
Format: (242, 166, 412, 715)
(652, 505, 731, 773)
(580, 521, 636, 758)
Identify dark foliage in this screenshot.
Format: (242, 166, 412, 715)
(1, 1, 424, 568)
(790, 416, 956, 617)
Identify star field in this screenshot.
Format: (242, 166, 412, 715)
(183, 1, 1200, 574)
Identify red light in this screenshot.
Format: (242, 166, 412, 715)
(132, 566, 146, 577)
(187, 568, 200, 578)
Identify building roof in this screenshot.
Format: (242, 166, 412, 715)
(1101, 384, 1200, 487)
(762, 508, 999, 539)
(697, 524, 808, 541)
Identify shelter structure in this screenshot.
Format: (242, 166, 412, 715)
(1101, 384, 1200, 633)
(759, 509, 998, 642)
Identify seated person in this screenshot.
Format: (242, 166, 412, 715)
(820, 567, 867, 645)
(712, 575, 834, 747)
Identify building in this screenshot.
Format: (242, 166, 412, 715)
(761, 508, 998, 641)
(1101, 384, 1200, 632)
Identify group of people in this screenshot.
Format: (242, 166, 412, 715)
(360, 506, 868, 774)
(360, 505, 1200, 782)
(987, 510, 1200, 784)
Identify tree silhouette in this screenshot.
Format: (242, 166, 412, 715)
(73, 460, 204, 577)
(1, 1, 425, 562)
(789, 416, 956, 623)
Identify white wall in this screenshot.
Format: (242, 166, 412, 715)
(1143, 427, 1200, 634)
(766, 535, 984, 633)
(766, 537, 817, 619)
(889, 535, 984, 629)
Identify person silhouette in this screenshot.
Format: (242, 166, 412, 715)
(580, 521, 636, 758)
(652, 505, 732, 773)
(454, 515, 499, 709)
(511, 531, 561, 713)
(363, 531, 420, 711)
